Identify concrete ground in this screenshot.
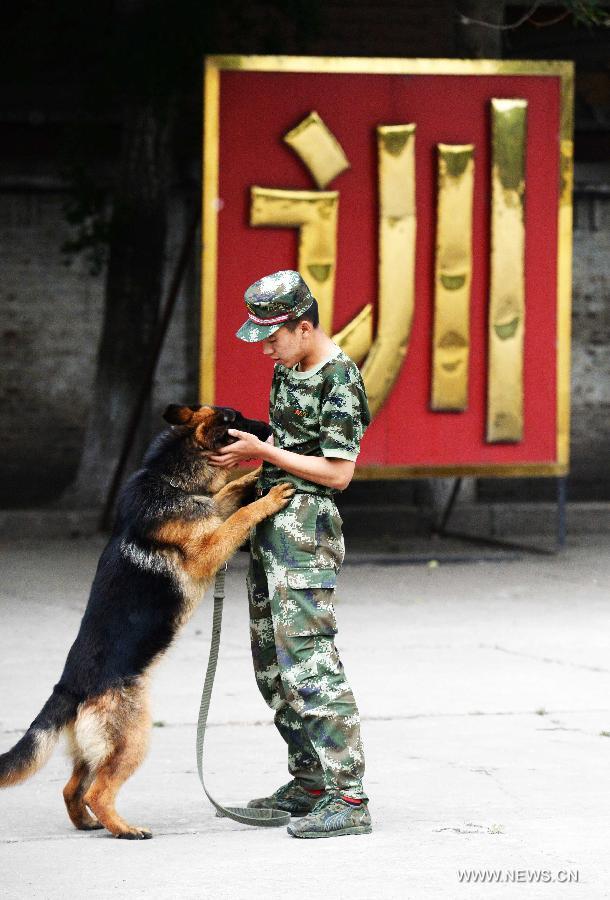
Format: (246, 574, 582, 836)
(0, 534, 609, 899)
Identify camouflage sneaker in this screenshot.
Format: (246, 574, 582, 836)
(247, 779, 323, 817)
(287, 794, 372, 839)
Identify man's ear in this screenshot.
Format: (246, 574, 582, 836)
(163, 405, 198, 425)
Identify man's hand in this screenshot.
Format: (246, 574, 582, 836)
(209, 429, 270, 468)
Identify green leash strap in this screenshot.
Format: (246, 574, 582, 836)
(195, 564, 291, 828)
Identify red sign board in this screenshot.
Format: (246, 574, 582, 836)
(202, 56, 573, 478)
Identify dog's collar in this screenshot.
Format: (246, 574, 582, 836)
(160, 474, 185, 490)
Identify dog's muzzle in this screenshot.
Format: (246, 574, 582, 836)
(213, 407, 272, 443)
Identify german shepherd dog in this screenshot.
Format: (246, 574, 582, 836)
(0, 405, 294, 839)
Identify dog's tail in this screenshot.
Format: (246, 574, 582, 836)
(0, 686, 79, 787)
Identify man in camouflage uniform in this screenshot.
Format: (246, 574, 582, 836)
(210, 270, 372, 838)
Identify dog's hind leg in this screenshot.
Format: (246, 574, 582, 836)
(63, 759, 101, 831)
(81, 685, 153, 840)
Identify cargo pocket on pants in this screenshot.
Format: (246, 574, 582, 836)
(284, 567, 338, 637)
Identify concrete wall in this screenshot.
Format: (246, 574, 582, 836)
(0, 189, 196, 505)
(0, 190, 104, 505)
(570, 181, 610, 496)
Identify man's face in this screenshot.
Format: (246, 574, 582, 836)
(261, 324, 308, 367)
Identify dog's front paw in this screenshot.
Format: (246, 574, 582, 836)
(266, 482, 295, 512)
(116, 826, 153, 840)
(231, 465, 262, 492)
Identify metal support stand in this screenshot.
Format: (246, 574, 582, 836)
(346, 477, 569, 567)
(438, 477, 463, 534)
(557, 476, 567, 549)
(435, 476, 568, 557)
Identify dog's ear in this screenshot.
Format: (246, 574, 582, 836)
(163, 405, 199, 426)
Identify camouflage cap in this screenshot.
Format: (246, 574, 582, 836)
(236, 270, 315, 342)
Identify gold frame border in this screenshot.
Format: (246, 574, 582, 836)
(201, 55, 574, 479)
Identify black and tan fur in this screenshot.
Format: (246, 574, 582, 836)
(0, 405, 293, 839)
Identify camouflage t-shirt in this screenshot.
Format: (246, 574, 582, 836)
(257, 345, 371, 496)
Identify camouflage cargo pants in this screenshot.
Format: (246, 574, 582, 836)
(247, 492, 367, 800)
